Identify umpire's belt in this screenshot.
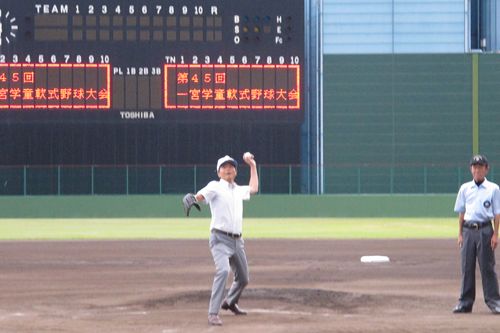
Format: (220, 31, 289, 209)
(464, 221, 492, 230)
(212, 228, 242, 238)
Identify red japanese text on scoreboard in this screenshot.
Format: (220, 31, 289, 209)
(164, 64, 300, 110)
(0, 64, 111, 109)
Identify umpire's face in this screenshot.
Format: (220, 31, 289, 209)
(471, 163, 489, 183)
(218, 162, 237, 183)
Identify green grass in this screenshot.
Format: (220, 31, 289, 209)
(0, 218, 457, 240)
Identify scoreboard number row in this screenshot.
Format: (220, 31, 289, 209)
(0, 54, 111, 64)
(171, 55, 300, 65)
(38, 4, 214, 15)
(1, 55, 300, 65)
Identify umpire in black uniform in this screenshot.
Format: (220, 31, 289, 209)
(453, 155, 500, 314)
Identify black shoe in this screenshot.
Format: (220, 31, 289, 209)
(491, 306, 500, 314)
(453, 305, 472, 313)
(221, 300, 247, 315)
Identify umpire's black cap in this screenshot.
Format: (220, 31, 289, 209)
(470, 154, 489, 167)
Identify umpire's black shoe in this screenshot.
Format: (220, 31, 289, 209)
(221, 300, 247, 315)
(453, 305, 472, 313)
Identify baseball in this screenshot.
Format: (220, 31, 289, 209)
(243, 152, 252, 161)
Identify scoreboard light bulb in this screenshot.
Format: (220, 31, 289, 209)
(243, 26, 248, 33)
(254, 27, 259, 33)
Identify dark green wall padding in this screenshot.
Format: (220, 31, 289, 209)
(478, 54, 500, 159)
(323, 54, 478, 194)
(0, 195, 456, 218)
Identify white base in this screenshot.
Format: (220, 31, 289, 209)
(360, 255, 390, 263)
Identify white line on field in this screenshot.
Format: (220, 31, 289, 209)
(72, 311, 148, 319)
(249, 309, 312, 316)
(0, 312, 25, 320)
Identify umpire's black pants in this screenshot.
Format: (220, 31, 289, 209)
(459, 223, 500, 310)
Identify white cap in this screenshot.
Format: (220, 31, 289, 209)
(217, 155, 238, 171)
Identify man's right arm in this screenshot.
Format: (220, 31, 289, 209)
(454, 185, 466, 248)
(196, 181, 217, 204)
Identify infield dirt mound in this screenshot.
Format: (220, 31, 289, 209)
(140, 288, 447, 314)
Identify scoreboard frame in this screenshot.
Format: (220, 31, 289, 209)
(0, 0, 305, 123)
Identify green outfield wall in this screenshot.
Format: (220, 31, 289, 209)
(0, 194, 457, 218)
(322, 53, 500, 194)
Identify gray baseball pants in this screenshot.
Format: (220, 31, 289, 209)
(458, 224, 500, 310)
(208, 231, 249, 314)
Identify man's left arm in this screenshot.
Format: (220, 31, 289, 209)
(492, 214, 499, 251)
(243, 153, 259, 195)
(492, 186, 500, 250)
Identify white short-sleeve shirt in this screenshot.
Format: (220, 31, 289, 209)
(454, 178, 500, 222)
(197, 179, 251, 235)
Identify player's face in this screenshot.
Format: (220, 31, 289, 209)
(470, 164, 489, 182)
(217, 163, 237, 183)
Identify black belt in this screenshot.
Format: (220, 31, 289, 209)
(464, 221, 492, 230)
(212, 228, 241, 238)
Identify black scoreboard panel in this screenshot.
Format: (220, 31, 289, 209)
(0, 0, 305, 167)
(0, 0, 304, 123)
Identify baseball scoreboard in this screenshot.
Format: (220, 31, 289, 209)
(0, 0, 304, 123)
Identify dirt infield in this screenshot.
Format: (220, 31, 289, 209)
(1, 238, 499, 332)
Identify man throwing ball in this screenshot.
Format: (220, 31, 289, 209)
(183, 152, 259, 325)
(453, 155, 500, 314)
